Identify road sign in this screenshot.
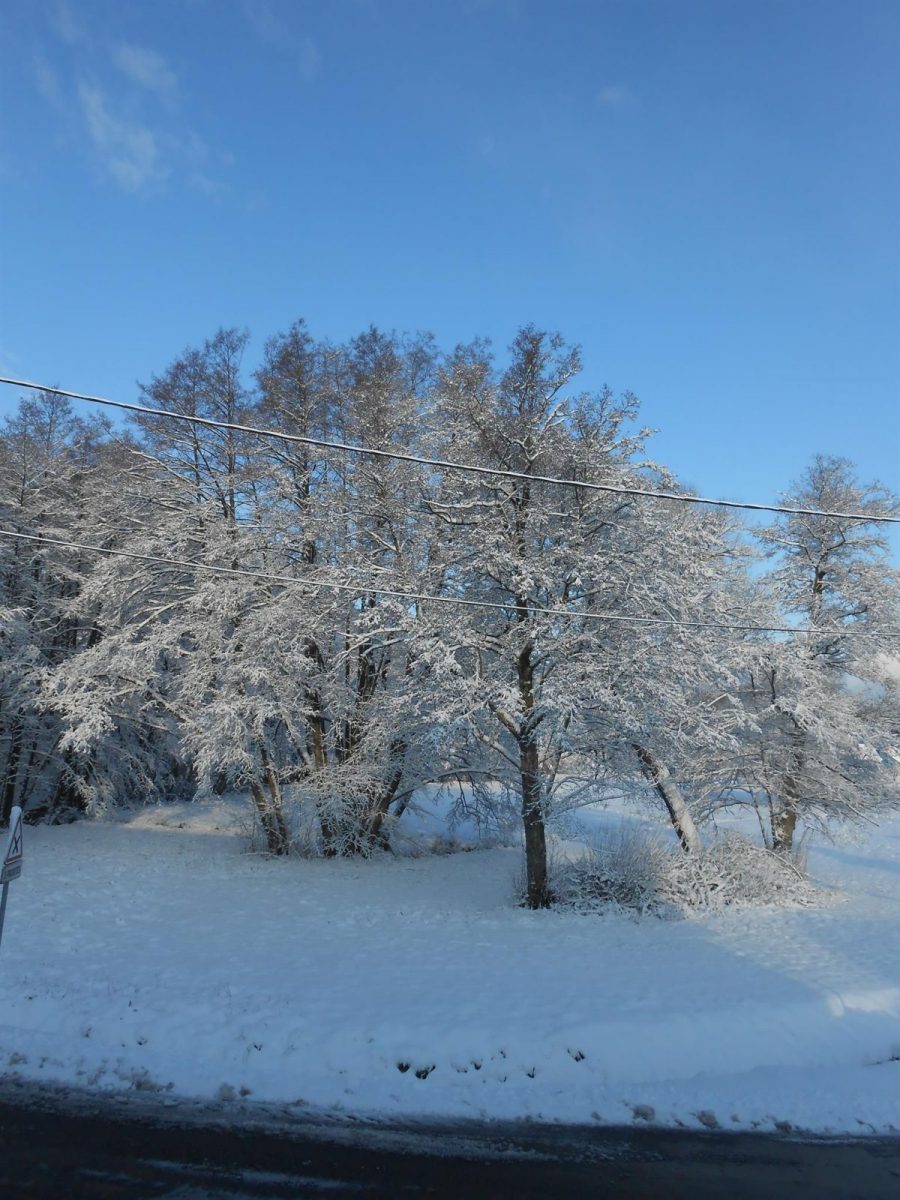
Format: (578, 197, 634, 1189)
(0, 806, 22, 952)
(1, 807, 23, 884)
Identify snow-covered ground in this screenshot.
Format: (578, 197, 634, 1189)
(0, 796, 898, 1135)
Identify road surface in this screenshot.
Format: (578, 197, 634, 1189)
(0, 1080, 898, 1198)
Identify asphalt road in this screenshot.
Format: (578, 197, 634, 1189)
(0, 1081, 898, 1199)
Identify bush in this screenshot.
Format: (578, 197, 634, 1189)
(555, 824, 819, 917)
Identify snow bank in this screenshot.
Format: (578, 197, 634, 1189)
(0, 798, 898, 1135)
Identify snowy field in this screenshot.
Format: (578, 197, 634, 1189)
(0, 796, 899, 1136)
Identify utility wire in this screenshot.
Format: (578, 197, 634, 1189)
(3, 376, 897, 525)
(2, 527, 894, 640)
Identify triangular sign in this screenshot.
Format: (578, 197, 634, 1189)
(7, 818, 22, 861)
(4, 808, 23, 866)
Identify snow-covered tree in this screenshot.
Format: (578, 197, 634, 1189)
(0, 391, 119, 821)
(48, 324, 453, 855)
(10, 320, 897, 910)
(742, 456, 900, 849)
(426, 327, 685, 905)
(248, 323, 451, 853)
(582, 498, 755, 856)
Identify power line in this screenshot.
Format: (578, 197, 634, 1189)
(1, 527, 893, 640)
(3, 376, 897, 525)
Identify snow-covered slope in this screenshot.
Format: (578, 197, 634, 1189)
(0, 799, 898, 1134)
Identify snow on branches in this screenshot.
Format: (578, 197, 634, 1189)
(1, 329, 897, 910)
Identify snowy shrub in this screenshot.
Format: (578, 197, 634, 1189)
(664, 834, 817, 912)
(555, 825, 819, 918)
(552, 825, 672, 916)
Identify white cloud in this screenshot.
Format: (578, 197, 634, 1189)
(476, 133, 496, 160)
(77, 82, 164, 192)
(241, 0, 284, 44)
(596, 85, 633, 109)
(36, 14, 231, 199)
(176, 129, 232, 197)
(48, 0, 87, 47)
(188, 170, 228, 198)
(241, 0, 321, 82)
(33, 55, 63, 108)
(297, 36, 320, 84)
(112, 44, 178, 105)
(0, 345, 21, 375)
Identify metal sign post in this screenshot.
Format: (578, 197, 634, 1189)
(0, 806, 23, 952)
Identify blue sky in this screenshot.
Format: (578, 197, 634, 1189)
(1, 0, 897, 543)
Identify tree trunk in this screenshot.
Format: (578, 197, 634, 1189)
(259, 745, 289, 854)
(249, 746, 289, 857)
(514, 633, 552, 909)
(520, 738, 552, 908)
(772, 751, 803, 853)
(633, 743, 702, 854)
(48, 745, 87, 822)
(15, 738, 40, 812)
(249, 780, 288, 855)
(307, 694, 338, 856)
(366, 741, 406, 851)
(1, 719, 23, 824)
(771, 804, 797, 851)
